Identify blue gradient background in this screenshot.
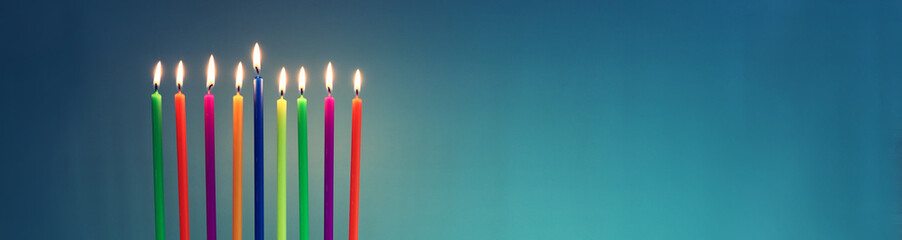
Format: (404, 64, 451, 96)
(3, 0, 902, 239)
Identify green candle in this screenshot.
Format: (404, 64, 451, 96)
(297, 67, 309, 240)
(277, 68, 288, 240)
(151, 61, 165, 240)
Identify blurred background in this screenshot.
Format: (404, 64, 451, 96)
(3, 0, 902, 239)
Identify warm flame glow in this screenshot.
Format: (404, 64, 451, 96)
(354, 69, 362, 93)
(176, 60, 184, 88)
(236, 62, 244, 90)
(207, 55, 216, 87)
(279, 67, 287, 96)
(326, 62, 333, 91)
(253, 43, 261, 71)
(154, 61, 162, 87)
(298, 67, 306, 93)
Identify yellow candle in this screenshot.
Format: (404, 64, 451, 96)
(233, 62, 244, 240)
(276, 67, 288, 240)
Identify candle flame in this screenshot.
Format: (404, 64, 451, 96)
(279, 67, 287, 96)
(207, 55, 216, 88)
(253, 43, 261, 71)
(298, 67, 306, 93)
(154, 61, 162, 88)
(326, 62, 333, 92)
(354, 69, 362, 93)
(176, 60, 184, 88)
(236, 62, 244, 90)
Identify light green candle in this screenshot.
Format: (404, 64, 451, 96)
(151, 62, 165, 240)
(297, 67, 309, 240)
(277, 68, 288, 240)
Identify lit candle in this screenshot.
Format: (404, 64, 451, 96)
(324, 62, 335, 240)
(297, 67, 309, 240)
(349, 69, 362, 240)
(252, 43, 265, 240)
(205, 54, 218, 240)
(175, 60, 191, 240)
(233, 62, 244, 240)
(276, 67, 288, 240)
(151, 61, 165, 240)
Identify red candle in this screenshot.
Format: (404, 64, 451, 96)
(349, 70, 363, 240)
(175, 60, 191, 240)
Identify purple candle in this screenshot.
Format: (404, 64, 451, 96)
(324, 62, 335, 240)
(204, 55, 218, 240)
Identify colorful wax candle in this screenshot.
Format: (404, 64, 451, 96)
(151, 61, 165, 240)
(252, 43, 265, 240)
(175, 61, 191, 240)
(324, 62, 335, 240)
(233, 62, 245, 240)
(276, 67, 288, 240)
(204, 55, 218, 240)
(297, 67, 309, 240)
(349, 70, 363, 240)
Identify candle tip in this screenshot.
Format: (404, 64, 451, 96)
(176, 60, 184, 89)
(326, 62, 333, 92)
(298, 67, 306, 94)
(354, 69, 362, 94)
(207, 55, 216, 88)
(154, 61, 162, 88)
(279, 67, 287, 96)
(253, 43, 261, 72)
(236, 62, 244, 91)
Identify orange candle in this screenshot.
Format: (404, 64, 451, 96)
(349, 69, 363, 240)
(175, 60, 191, 240)
(233, 62, 245, 240)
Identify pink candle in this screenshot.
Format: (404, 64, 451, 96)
(324, 62, 335, 240)
(204, 55, 218, 240)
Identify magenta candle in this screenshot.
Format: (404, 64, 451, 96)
(324, 62, 335, 240)
(204, 55, 218, 240)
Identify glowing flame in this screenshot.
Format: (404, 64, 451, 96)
(298, 67, 306, 93)
(279, 67, 287, 96)
(206, 55, 216, 88)
(236, 62, 244, 90)
(326, 62, 333, 91)
(253, 43, 261, 71)
(153, 61, 162, 88)
(354, 69, 361, 93)
(176, 60, 184, 88)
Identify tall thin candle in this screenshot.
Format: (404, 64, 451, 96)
(204, 55, 218, 240)
(276, 67, 288, 240)
(297, 67, 309, 240)
(233, 62, 244, 240)
(252, 43, 265, 240)
(349, 70, 363, 240)
(175, 61, 191, 240)
(324, 62, 335, 240)
(151, 61, 165, 240)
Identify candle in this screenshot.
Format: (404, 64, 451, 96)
(276, 67, 288, 240)
(205, 55, 218, 240)
(151, 61, 166, 240)
(175, 60, 191, 240)
(233, 62, 244, 240)
(349, 69, 362, 240)
(252, 43, 265, 240)
(324, 62, 335, 240)
(297, 67, 309, 240)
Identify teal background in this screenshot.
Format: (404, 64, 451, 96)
(3, 0, 902, 239)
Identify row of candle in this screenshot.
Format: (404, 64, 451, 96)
(149, 43, 364, 240)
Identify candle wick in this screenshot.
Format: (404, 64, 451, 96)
(208, 84, 213, 92)
(355, 89, 359, 96)
(237, 86, 241, 93)
(281, 90, 284, 97)
(178, 84, 181, 92)
(155, 84, 158, 92)
(328, 87, 331, 95)
(300, 88, 304, 96)
(255, 67, 260, 75)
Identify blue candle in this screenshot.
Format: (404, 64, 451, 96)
(252, 43, 264, 240)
